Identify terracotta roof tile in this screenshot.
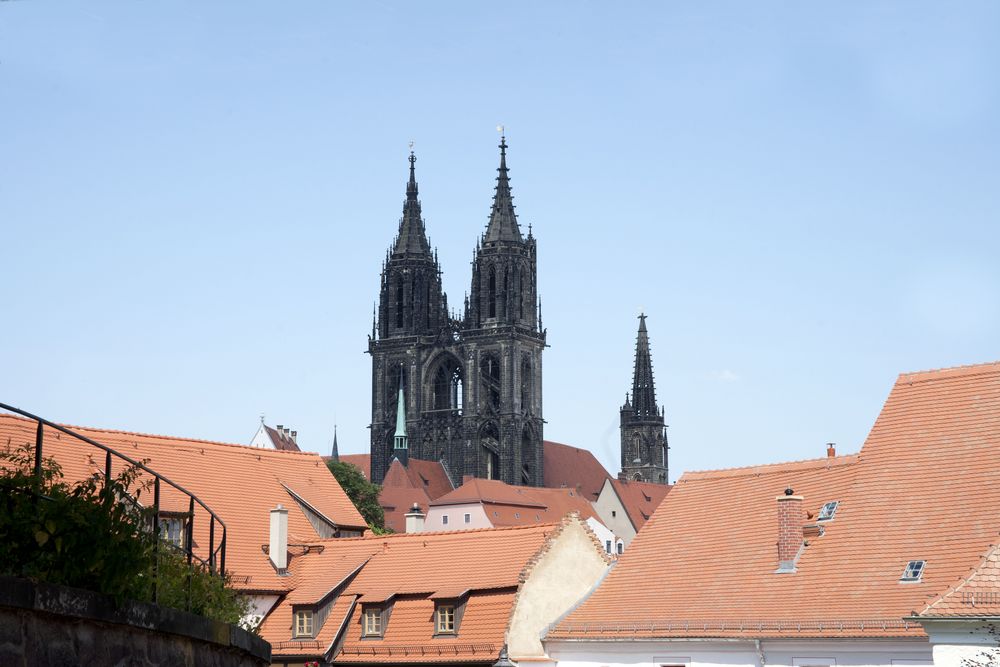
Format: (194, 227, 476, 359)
(432, 478, 599, 526)
(543, 440, 611, 500)
(608, 479, 672, 531)
(0, 414, 367, 593)
(550, 361, 1000, 639)
(339, 454, 372, 480)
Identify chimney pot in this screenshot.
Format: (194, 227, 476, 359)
(291, 430, 297, 443)
(277, 425, 283, 431)
(269, 504, 289, 572)
(404, 503, 426, 533)
(826, 442, 836, 458)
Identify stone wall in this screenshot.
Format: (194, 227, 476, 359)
(0, 576, 270, 667)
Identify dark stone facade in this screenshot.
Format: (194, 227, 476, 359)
(369, 138, 545, 486)
(620, 315, 670, 484)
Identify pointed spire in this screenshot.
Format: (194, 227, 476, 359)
(331, 425, 340, 462)
(631, 313, 658, 417)
(483, 133, 523, 244)
(393, 148, 432, 257)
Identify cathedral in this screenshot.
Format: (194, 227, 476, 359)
(367, 136, 670, 488)
(367, 136, 546, 487)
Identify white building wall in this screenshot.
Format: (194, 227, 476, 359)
(241, 593, 280, 630)
(586, 516, 622, 556)
(546, 638, 932, 667)
(922, 619, 1000, 667)
(248, 423, 274, 449)
(593, 478, 639, 547)
(425, 503, 490, 530)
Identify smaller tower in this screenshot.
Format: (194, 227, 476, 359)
(393, 374, 409, 466)
(620, 314, 669, 484)
(331, 425, 340, 462)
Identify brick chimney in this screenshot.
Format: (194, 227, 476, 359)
(269, 504, 289, 572)
(826, 442, 836, 458)
(404, 503, 425, 533)
(775, 487, 804, 573)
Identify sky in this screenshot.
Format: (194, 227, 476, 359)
(1, 2, 998, 482)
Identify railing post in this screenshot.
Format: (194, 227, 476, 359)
(104, 450, 112, 502)
(152, 477, 160, 603)
(209, 517, 216, 574)
(219, 529, 226, 577)
(33, 421, 43, 484)
(186, 496, 194, 611)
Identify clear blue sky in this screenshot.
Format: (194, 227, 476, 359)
(2, 2, 998, 481)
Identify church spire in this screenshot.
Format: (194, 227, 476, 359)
(393, 149, 432, 257)
(331, 424, 340, 462)
(483, 133, 523, 244)
(631, 313, 658, 417)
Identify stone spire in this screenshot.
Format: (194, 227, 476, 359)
(631, 314, 658, 417)
(330, 425, 340, 462)
(483, 134, 523, 244)
(393, 150, 432, 257)
(393, 373, 409, 465)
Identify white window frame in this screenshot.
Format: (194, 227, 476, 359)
(294, 609, 314, 638)
(363, 606, 383, 636)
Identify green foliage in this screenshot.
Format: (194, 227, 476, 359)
(0, 443, 247, 625)
(327, 460, 386, 531)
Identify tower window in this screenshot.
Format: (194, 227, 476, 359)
(395, 277, 404, 329)
(488, 267, 497, 319)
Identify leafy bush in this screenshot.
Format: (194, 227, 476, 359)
(327, 460, 387, 531)
(0, 443, 247, 625)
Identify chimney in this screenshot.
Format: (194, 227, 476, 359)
(276, 424, 283, 431)
(775, 487, 805, 573)
(269, 504, 289, 571)
(290, 430, 297, 444)
(826, 442, 836, 458)
(404, 503, 426, 533)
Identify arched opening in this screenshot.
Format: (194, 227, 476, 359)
(487, 267, 497, 319)
(480, 354, 501, 413)
(520, 357, 532, 413)
(632, 432, 641, 462)
(431, 356, 463, 413)
(395, 276, 404, 329)
(387, 365, 406, 418)
(480, 423, 500, 480)
(520, 426, 534, 485)
(632, 472, 642, 481)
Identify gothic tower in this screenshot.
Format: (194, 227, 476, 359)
(620, 314, 669, 484)
(368, 138, 545, 486)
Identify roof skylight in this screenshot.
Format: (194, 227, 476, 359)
(817, 501, 839, 521)
(900, 560, 925, 582)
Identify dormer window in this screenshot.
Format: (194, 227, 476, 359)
(817, 501, 839, 521)
(294, 609, 314, 638)
(436, 604, 456, 634)
(901, 560, 925, 582)
(363, 606, 383, 636)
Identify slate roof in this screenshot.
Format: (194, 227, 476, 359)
(0, 414, 367, 593)
(264, 425, 302, 452)
(549, 361, 1000, 640)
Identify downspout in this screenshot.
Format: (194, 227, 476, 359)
(756, 638, 766, 667)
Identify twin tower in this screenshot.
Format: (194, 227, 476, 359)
(367, 137, 669, 487)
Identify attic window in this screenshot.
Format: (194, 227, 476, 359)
(514, 512, 520, 519)
(901, 560, 925, 582)
(436, 604, 456, 634)
(442, 515, 449, 525)
(817, 501, 839, 521)
(363, 606, 383, 636)
(294, 609, 314, 638)
(464, 513, 471, 524)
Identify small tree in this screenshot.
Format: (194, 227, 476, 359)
(326, 460, 386, 531)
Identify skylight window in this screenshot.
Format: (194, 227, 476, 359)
(900, 560, 925, 582)
(817, 501, 839, 522)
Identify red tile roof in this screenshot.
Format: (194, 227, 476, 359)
(608, 478, 671, 531)
(264, 425, 302, 452)
(261, 523, 572, 663)
(432, 478, 600, 526)
(0, 413, 367, 593)
(550, 361, 1000, 640)
(338, 454, 372, 480)
(543, 440, 611, 500)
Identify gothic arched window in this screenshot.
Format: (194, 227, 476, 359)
(480, 354, 501, 412)
(632, 432, 641, 462)
(480, 423, 500, 480)
(520, 357, 531, 413)
(395, 276, 404, 329)
(488, 267, 497, 319)
(520, 426, 534, 484)
(431, 357, 463, 413)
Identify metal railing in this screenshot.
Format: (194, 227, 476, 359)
(0, 402, 228, 606)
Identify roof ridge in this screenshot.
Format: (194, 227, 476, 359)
(898, 360, 1000, 383)
(0, 413, 324, 459)
(313, 522, 560, 543)
(681, 453, 859, 481)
